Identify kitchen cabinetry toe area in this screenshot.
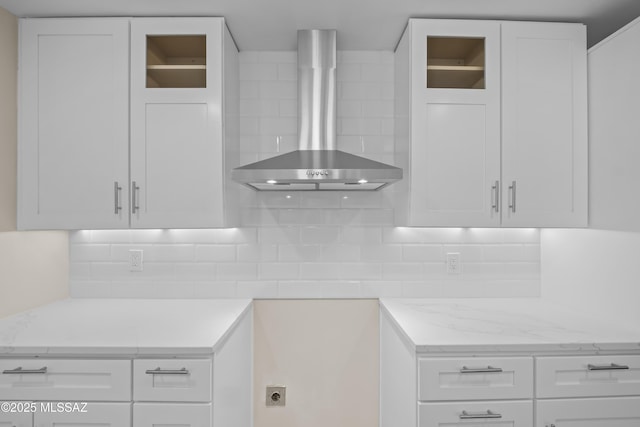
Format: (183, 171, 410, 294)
(0, 299, 252, 427)
(380, 299, 640, 427)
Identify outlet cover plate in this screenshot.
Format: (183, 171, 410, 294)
(266, 385, 286, 407)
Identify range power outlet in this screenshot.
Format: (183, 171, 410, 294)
(129, 249, 144, 272)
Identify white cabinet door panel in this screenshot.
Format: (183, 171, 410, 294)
(501, 22, 587, 227)
(0, 359, 131, 401)
(406, 19, 501, 227)
(133, 403, 211, 427)
(34, 402, 130, 427)
(130, 18, 225, 229)
(0, 411, 31, 427)
(419, 357, 533, 401)
(133, 359, 212, 402)
(537, 397, 640, 427)
(419, 400, 533, 427)
(19, 18, 129, 230)
(536, 356, 640, 398)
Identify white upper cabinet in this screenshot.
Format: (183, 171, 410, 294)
(130, 18, 238, 229)
(18, 19, 130, 230)
(589, 17, 640, 231)
(396, 20, 501, 227)
(501, 22, 588, 227)
(395, 19, 587, 227)
(18, 17, 239, 230)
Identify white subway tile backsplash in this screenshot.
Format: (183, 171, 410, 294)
(260, 263, 300, 280)
(237, 244, 279, 262)
(69, 50, 541, 300)
(318, 244, 361, 262)
(217, 263, 259, 280)
(239, 62, 278, 81)
(260, 81, 296, 99)
(402, 245, 443, 262)
(195, 245, 237, 262)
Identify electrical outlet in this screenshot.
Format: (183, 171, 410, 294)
(129, 249, 143, 272)
(266, 385, 286, 407)
(446, 252, 461, 275)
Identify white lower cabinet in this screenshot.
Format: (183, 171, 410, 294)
(419, 401, 533, 427)
(536, 397, 640, 426)
(380, 310, 640, 427)
(0, 411, 31, 427)
(33, 403, 130, 427)
(134, 403, 211, 427)
(0, 359, 131, 401)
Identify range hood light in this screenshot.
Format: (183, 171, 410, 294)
(358, 179, 368, 184)
(266, 180, 278, 184)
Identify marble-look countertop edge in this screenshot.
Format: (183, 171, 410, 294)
(380, 298, 640, 355)
(0, 298, 252, 357)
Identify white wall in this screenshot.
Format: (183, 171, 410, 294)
(69, 51, 542, 300)
(541, 229, 640, 324)
(0, 7, 69, 318)
(254, 299, 379, 427)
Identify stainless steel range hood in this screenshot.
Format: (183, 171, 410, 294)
(232, 30, 402, 191)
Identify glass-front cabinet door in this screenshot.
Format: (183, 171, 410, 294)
(130, 18, 228, 229)
(408, 20, 501, 227)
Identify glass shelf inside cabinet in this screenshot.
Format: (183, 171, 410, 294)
(146, 35, 206, 88)
(427, 37, 485, 89)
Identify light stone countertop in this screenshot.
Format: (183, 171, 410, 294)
(0, 298, 252, 356)
(380, 298, 640, 354)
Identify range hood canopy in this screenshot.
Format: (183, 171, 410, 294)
(232, 29, 402, 191)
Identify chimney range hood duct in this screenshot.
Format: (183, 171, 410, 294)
(232, 29, 402, 191)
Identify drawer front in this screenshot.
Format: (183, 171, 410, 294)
(537, 397, 640, 427)
(419, 357, 533, 401)
(419, 400, 533, 427)
(0, 410, 32, 427)
(536, 355, 640, 398)
(34, 402, 131, 427)
(133, 403, 211, 427)
(0, 359, 131, 401)
(133, 359, 211, 402)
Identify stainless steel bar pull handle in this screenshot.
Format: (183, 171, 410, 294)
(587, 363, 630, 371)
(131, 181, 140, 214)
(460, 366, 503, 374)
(114, 181, 122, 214)
(2, 366, 48, 374)
(145, 367, 190, 375)
(459, 410, 502, 420)
(508, 180, 517, 213)
(491, 180, 500, 213)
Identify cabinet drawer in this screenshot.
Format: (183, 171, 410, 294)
(0, 359, 131, 401)
(133, 359, 211, 402)
(537, 397, 640, 426)
(418, 357, 533, 401)
(133, 403, 211, 427)
(419, 400, 533, 427)
(34, 402, 130, 427)
(0, 410, 31, 427)
(536, 355, 640, 398)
